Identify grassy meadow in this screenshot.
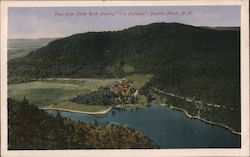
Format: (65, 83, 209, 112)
(126, 74, 153, 89)
(8, 79, 117, 108)
(8, 74, 152, 112)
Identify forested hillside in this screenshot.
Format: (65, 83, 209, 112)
(8, 22, 240, 131)
(8, 98, 156, 149)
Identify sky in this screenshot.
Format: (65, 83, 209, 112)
(8, 6, 240, 39)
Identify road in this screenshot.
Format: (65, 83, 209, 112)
(150, 87, 223, 109)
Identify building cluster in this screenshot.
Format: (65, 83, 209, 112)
(109, 78, 138, 103)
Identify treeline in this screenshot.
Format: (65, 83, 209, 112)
(71, 87, 119, 106)
(8, 98, 157, 149)
(8, 23, 240, 110)
(71, 86, 139, 106)
(8, 23, 240, 84)
(164, 93, 241, 132)
(8, 22, 241, 131)
(139, 85, 240, 132)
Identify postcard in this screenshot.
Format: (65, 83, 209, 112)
(1, 0, 249, 157)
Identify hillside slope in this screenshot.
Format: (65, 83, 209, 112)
(8, 98, 156, 149)
(8, 23, 240, 131)
(9, 23, 239, 79)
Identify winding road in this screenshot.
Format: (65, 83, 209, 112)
(151, 87, 223, 109)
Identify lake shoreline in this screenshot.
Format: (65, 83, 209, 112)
(45, 102, 241, 148)
(42, 106, 112, 115)
(42, 103, 146, 115)
(43, 103, 241, 135)
(115, 103, 149, 109)
(160, 104, 241, 135)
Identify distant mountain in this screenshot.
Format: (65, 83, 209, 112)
(9, 22, 239, 80)
(8, 38, 57, 48)
(201, 26, 240, 31)
(8, 38, 57, 60)
(8, 23, 240, 130)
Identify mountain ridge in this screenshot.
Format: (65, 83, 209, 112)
(8, 22, 241, 131)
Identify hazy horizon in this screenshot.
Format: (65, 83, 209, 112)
(8, 23, 241, 40)
(8, 6, 240, 39)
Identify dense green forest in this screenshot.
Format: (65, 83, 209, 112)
(8, 22, 240, 131)
(8, 98, 156, 149)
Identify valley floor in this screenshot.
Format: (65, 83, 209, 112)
(8, 75, 240, 135)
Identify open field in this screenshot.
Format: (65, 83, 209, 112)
(8, 79, 117, 108)
(126, 74, 153, 89)
(8, 74, 151, 112)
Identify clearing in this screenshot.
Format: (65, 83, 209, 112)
(8, 79, 116, 109)
(126, 74, 153, 89)
(8, 74, 153, 112)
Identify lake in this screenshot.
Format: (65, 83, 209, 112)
(47, 103, 241, 148)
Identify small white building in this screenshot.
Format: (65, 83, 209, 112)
(134, 90, 139, 97)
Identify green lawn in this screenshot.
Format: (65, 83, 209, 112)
(8, 75, 151, 110)
(126, 74, 153, 89)
(8, 79, 117, 108)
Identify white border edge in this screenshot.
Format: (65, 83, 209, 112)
(1, 1, 249, 157)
